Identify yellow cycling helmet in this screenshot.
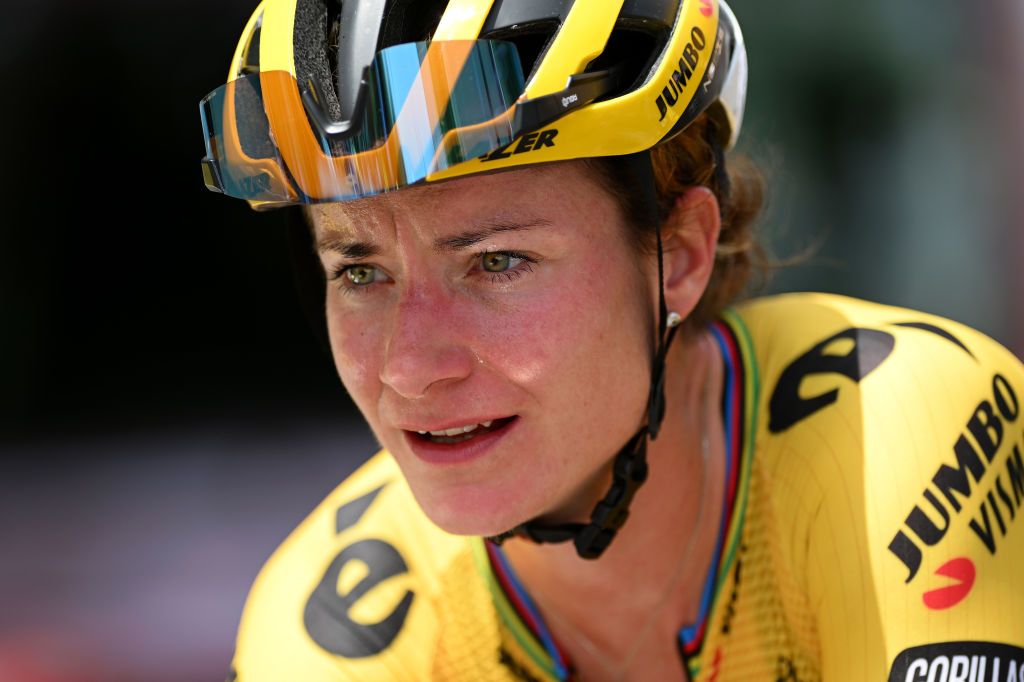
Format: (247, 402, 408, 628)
(199, 0, 748, 211)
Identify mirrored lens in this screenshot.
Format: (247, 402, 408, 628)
(200, 40, 526, 203)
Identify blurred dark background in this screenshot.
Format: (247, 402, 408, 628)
(1, 1, 1021, 680)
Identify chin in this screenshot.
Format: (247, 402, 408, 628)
(408, 480, 542, 537)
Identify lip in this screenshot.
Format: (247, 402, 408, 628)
(402, 416, 519, 466)
(398, 416, 508, 434)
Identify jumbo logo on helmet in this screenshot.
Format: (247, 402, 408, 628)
(655, 25, 709, 122)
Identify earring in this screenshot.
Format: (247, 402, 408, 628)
(667, 311, 683, 328)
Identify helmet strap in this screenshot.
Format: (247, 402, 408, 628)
(707, 121, 731, 214)
(488, 152, 679, 559)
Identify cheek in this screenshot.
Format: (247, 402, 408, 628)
(477, 249, 652, 436)
(570, 266, 649, 408)
(519, 255, 646, 372)
(481, 254, 644, 366)
(327, 303, 383, 408)
(478, 251, 652, 517)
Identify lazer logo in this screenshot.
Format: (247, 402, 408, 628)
(655, 25, 709, 121)
(922, 557, 975, 610)
(888, 374, 1023, 584)
(482, 128, 558, 162)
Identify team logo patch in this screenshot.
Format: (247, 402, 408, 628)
(889, 641, 1024, 682)
(888, 374, 1022, 584)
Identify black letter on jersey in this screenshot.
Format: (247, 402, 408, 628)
(304, 539, 415, 658)
(769, 328, 895, 433)
(336, 485, 386, 533)
(1008, 444, 1024, 506)
(891, 321, 974, 359)
(967, 400, 1004, 463)
(888, 530, 923, 583)
(992, 373, 1020, 422)
(933, 434, 986, 512)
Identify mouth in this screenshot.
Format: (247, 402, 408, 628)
(402, 416, 518, 465)
(409, 416, 517, 444)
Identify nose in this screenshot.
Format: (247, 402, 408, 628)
(378, 286, 475, 400)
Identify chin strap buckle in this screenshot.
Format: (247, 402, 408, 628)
(572, 429, 648, 558)
(488, 428, 649, 559)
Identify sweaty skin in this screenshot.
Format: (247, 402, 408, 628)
(230, 261, 1024, 681)
(309, 161, 727, 679)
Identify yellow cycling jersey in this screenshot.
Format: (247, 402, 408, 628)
(228, 293, 1024, 681)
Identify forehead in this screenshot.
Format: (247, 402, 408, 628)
(307, 161, 608, 237)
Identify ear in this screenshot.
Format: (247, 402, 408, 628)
(659, 186, 721, 320)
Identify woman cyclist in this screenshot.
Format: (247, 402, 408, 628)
(200, 0, 1024, 679)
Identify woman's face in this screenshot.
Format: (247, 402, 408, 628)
(310, 162, 654, 536)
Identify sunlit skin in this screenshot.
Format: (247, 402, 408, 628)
(310, 161, 727, 680)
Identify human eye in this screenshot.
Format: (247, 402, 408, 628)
(477, 251, 538, 283)
(327, 263, 389, 294)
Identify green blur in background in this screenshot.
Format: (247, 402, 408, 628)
(737, 0, 1022, 346)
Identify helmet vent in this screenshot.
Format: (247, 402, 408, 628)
(480, 0, 676, 98)
(379, 0, 446, 47)
(480, 0, 568, 83)
(293, 0, 344, 121)
(583, 28, 661, 102)
(238, 14, 263, 77)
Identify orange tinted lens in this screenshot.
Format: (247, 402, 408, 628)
(199, 40, 526, 203)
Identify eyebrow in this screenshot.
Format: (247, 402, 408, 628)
(434, 218, 552, 252)
(316, 217, 552, 258)
(316, 235, 379, 259)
